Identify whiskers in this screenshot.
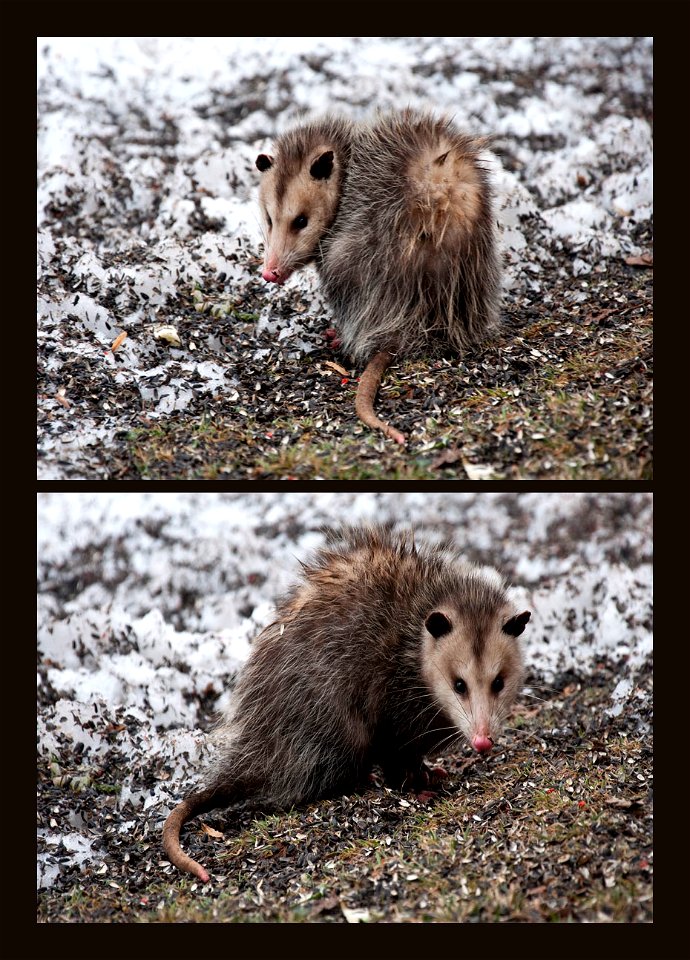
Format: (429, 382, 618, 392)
(520, 680, 559, 705)
(401, 720, 461, 752)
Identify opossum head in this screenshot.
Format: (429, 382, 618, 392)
(420, 582, 529, 755)
(255, 126, 345, 284)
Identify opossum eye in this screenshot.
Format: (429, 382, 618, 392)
(256, 154, 273, 172)
(502, 610, 531, 637)
(454, 678, 467, 695)
(425, 612, 452, 639)
(491, 675, 504, 694)
(266, 213, 272, 229)
(292, 214, 308, 230)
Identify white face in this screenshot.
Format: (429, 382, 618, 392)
(420, 604, 528, 754)
(257, 148, 342, 284)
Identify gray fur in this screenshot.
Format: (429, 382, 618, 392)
(318, 111, 501, 362)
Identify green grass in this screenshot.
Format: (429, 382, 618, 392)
(123, 415, 474, 480)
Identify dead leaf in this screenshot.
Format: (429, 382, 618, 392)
(311, 895, 340, 916)
(322, 360, 349, 376)
(431, 446, 463, 468)
(588, 307, 618, 324)
(604, 796, 643, 810)
(462, 459, 497, 480)
(340, 904, 371, 923)
(624, 253, 653, 268)
(111, 331, 128, 352)
(201, 823, 224, 839)
(153, 324, 182, 347)
(55, 391, 71, 409)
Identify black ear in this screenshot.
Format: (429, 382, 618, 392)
(425, 612, 453, 639)
(256, 154, 273, 172)
(502, 611, 531, 637)
(310, 150, 334, 180)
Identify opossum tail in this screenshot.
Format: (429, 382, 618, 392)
(355, 350, 406, 445)
(162, 786, 236, 883)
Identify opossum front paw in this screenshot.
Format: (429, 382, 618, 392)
(323, 327, 342, 350)
(415, 763, 448, 790)
(415, 790, 437, 803)
(382, 760, 444, 793)
(425, 764, 449, 784)
(412, 765, 448, 802)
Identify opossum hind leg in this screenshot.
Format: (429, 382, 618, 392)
(355, 351, 406, 445)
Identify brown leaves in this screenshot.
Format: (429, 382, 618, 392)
(430, 446, 498, 479)
(321, 360, 349, 377)
(624, 253, 653, 268)
(200, 823, 224, 839)
(430, 446, 464, 468)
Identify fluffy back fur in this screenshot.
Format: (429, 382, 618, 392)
(318, 110, 500, 362)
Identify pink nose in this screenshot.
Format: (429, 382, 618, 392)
(472, 735, 493, 754)
(262, 269, 284, 284)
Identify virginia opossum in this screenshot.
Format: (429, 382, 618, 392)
(255, 109, 501, 444)
(162, 526, 529, 883)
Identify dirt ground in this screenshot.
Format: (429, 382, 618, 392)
(38, 237, 652, 481)
(37, 658, 652, 924)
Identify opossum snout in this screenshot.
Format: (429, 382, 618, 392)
(262, 251, 293, 284)
(262, 267, 288, 284)
(472, 734, 494, 754)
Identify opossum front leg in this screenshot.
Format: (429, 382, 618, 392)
(380, 753, 444, 794)
(381, 755, 433, 793)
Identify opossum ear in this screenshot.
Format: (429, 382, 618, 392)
(425, 612, 453, 639)
(256, 154, 273, 172)
(502, 611, 531, 637)
(310, 150, 334, 180)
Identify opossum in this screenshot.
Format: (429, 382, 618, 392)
(162, 526, 530, 883)
(255, 109, 501, 444)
